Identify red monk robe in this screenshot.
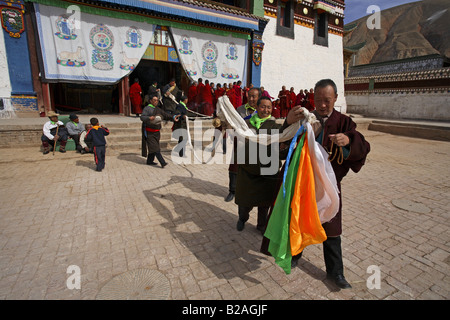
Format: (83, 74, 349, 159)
(188, 83, 198, 112)
(278, 87, 289, 118)
(214, 86, 225, 109)
(226, 86, 237, 109)
(233, 84, 242, 108)
(202, 82, 214, 116)
(271, 100, 281, 118)
(289, 88, 296, 111)
(129, 81, 143, 115)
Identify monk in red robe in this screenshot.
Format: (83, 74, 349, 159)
(278, 86, 289, 118)
(271, 99, 281, 118)
(226, 83, 237, 109)
(295, 89, 306, 107)
(202, 80, 214, 116)
(233, 81, 243, 108)
(289, 87, 296, 110)
(196, 78, 205, 114)
(306, 88, 315, 111)
(242, 84, 252, 105)
(214, 83, 225, 109)
(187, 81, 198, 112)
(129, 78, 143, 117)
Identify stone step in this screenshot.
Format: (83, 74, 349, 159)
(368, 121, 450, 142)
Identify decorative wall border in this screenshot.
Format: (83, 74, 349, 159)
(345, 68, 450, 84)
(345, 87, 450, 95)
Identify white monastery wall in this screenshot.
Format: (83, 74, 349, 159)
(261, 16, 347, 113)
(346, 92, 450, 121)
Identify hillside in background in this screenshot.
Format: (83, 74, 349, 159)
(344, 0, 450, 66)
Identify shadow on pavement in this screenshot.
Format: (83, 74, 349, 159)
(75, 159, 96, 171)
(143, 185, 263, 284)
(117, 152, 146, 165)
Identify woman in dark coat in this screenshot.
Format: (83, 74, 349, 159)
(235, 96, 288, 233)
(141, 95, 179, 167)
(172, 95, 188, 157)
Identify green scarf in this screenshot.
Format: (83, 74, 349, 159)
(249, 113, 271, 130)
(180, 101, 187, 110)
(71, 121, 78, 127)
(244, 103, 255, 111)
(147, 103, 156, 108)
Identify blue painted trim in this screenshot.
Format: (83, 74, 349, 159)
(2, 23, 35, 95)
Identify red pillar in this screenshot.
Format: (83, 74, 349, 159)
(42, 82, 52, 115)
(118, 76, 131, 116)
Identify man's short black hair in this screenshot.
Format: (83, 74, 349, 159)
(257, 96, 272, 106)
(314, 79, 338, 95)
(90, 117, 99, 126)
(149, 94, 159, 101)
(249, 87, 261, 98)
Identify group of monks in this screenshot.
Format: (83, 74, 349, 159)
(187, 80, 316, 119)
(132, 76, 317, 119)
(273, 86, 315, 119)
(187, 79, 245, 116)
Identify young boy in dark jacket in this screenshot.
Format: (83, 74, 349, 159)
(85, 117, 110, 172)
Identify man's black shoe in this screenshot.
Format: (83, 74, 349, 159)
(327, 274, 352, 289)
(161, 162, 168, 168)
(224, 192, 235, 202)
(291, 253, 302, 268)
(236, 220, 245, 231)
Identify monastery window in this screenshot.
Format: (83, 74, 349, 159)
(314, 11, 328, 47)
(276, 0, 294, 39)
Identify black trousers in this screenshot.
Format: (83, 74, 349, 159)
(41, 128, 68, 145)
(147, 152, 166, 165)
(323, 236, 344, 277)
(69, 134, 82, 151)
(93, 145, 106, 171)
(238, 206, 269, 230)
(292, 236, 344, 277)
(228, 171, 237, 194)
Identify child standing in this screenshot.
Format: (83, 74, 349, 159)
(85, 118, 109, 172)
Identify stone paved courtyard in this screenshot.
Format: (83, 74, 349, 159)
(0, 128, 449, 300)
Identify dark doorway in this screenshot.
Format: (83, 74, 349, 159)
(129, 59, 186, 97)
(52, 82, 119, 114)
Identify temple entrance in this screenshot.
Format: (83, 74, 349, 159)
(128, 59, 188, 100)
(52, 82, 119, 114)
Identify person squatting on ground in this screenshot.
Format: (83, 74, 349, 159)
(84, 117, 110, 172)
(265, 79, 370, 290)
(234, 96, 289, 234)
(41, 111, 68, 154)
(141, 94, 180, 168)
(65, 113, 85, 152)
(79, 124, 93, 154)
